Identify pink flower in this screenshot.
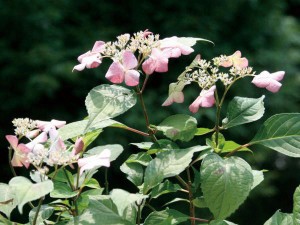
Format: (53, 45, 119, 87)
(142, 48, 170, 75)
(252, 71, 285, 93)
(162, 82, 185, 106)
(73, 41, 105, 71)
(26, 132, 48, 151)
(105, 51, 140, 86)
(36, 119, 66, 132)
(189, 85, 216, 113)
(220, 51, 248, 69)
(160, 36, 194, 58)
(6, 135, 31, 168)
(71, 137, 84, 156)
(78, 149, 111, 175)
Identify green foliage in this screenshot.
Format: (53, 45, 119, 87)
(143, 209, 189, 225)
(200, 153, 253, 219)
(251, 113, 300, 157)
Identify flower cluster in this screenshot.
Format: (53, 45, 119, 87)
(6, 119, 83, 169)
(73, 30, 196, 86)
(163, 51, 285, 113)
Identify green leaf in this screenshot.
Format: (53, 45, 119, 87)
(250, 113, 300, 157)
(50, 181, 78, 199)
(48, 168, 73, 184)
(222, 96, 265, 129)
(143, 209, 189, 225)
(29, 205, 54, 225)
(130, 142, 153, 150)
(193, 197, 207, 208)
(120, 152, 152, 186)
(150, 180, 181, 199)
(252, 170, 265, 190)
(85, 84, 136, 131)
(83, 178, 101, 189)
(0, 183, 16, 218)
(157, 114, 197, 142)
(200, 153, 253, 219)
(143, 146, 208, 194)
(67, 198, 134, 225)
(84, 144, 123, 162)
(221, 141, 252, 153)
(148, 139, 179, 154)
(209, 220, 238, 225)
(178, 37, 214, 46)
(9, 177, 53, 214)
(293, 185, 300, 224)
(195, 128, 213, 136)
(263, 210, 294, 225)
(110, 189, 148, 216)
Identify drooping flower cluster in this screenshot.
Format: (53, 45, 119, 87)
(6, 119, 83, 169)
(73, 30, 197, 86)
(163, 51, 285, 113)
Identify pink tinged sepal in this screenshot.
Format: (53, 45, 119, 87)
(25, 129, 40, 139)
(220, 50, 248, 69)
(72, 138, 84, 156)
(78, 149, 111, 175)
(6, 135, 31, 168)
(252, 71, 285, 93)
(160, 36, 194, 58)
(36, 119, 66, 132)
(26, 132, 48, 151)
(142, 48, 169, 75)
(105, 51, 140, 86)
(189, 85, 216, 114)
(162, 82, 186, 106)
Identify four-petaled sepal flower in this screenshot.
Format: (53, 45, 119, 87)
(252, 71, 285, 93)
(220, 50, 248, 69)
(189, 85, 216, 113)
(142, 48, 170, 75)
(73, 41, 105, 71)
(105, 51, 140, 86)
(6, 135, 31, 168)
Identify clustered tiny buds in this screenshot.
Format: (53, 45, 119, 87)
(12, 118, 37, 136)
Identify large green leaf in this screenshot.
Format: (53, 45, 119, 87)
(250, 113, 300, 157)
(156, 114, 197, 142)
(222, 96, 265, 129)
(263, 210, 294, 225)
(209, 220, 237, 225)
(84, 144, 123, 162)
(50, 181, 78, 199)
(85, 84, 136, 131)
(0, 183, 16, 218)
(143, 209, 189, 225)
(293, 185, 300, 224)
(150, 180, 181, 199)
(9, 177, 53, 214)
(110, 189, 147, 216)
(67, 198, 134, 225)
(143, 146, 208, 194)
(200, 154, 253, 219)
(29, 205, 54, 225)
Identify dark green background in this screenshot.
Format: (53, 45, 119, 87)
(0, 0, 299, 224)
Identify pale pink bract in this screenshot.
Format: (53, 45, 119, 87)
(160, 36, 194, 58)
(252, 71, 285, 93)
(78, 149, 111, 175)
(6, 135, 31, 168)
(220, 50, 248, 69)
(142, 48, 170, 75)
(189, 85, 216, 113)
(105, 51, 140, 86)
(162, 82, 186, 106)
(73, 41, 105, 71)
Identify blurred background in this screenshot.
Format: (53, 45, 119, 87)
(0, 0, 299, 224)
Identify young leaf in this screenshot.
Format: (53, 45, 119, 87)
(221, 141, 252, 153)
(200, 153, 253, 219)
(29, 205, 54, 225)
(293, 185, 300, 224)
(222, 96, 265, 129)
(50, 181, 78, 199)
(0, 183, 16, 218)
(252, 170, 265, 190)
(110, 189, 148, 216)
(143, 209, 189, 225)
(195, 128, 213, 136)
(156, 114, 197, 142)
(85, 84, 136, 131)
(263, 210, 293, 225)
(143, 146, 209, 194)
(150, 180, 181, 199)
(9, 176, 54, 214)
(250, 113, 300, 157)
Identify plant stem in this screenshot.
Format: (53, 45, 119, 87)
(116, 126, 150, 137)
(214, 91, 221, 147)
(136, 86, 157, 142)
(186, 168, 195, 225)
(175, 175, 188, 189)
(32, 197, 44, 225)
(8, 147, 17, 177)
(136, 199, 144, 225)
(190, 217, 209, 223)
(63, 168, 78, 216)
(225, 143, 250, 157)
(105, 167, 109, 195)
